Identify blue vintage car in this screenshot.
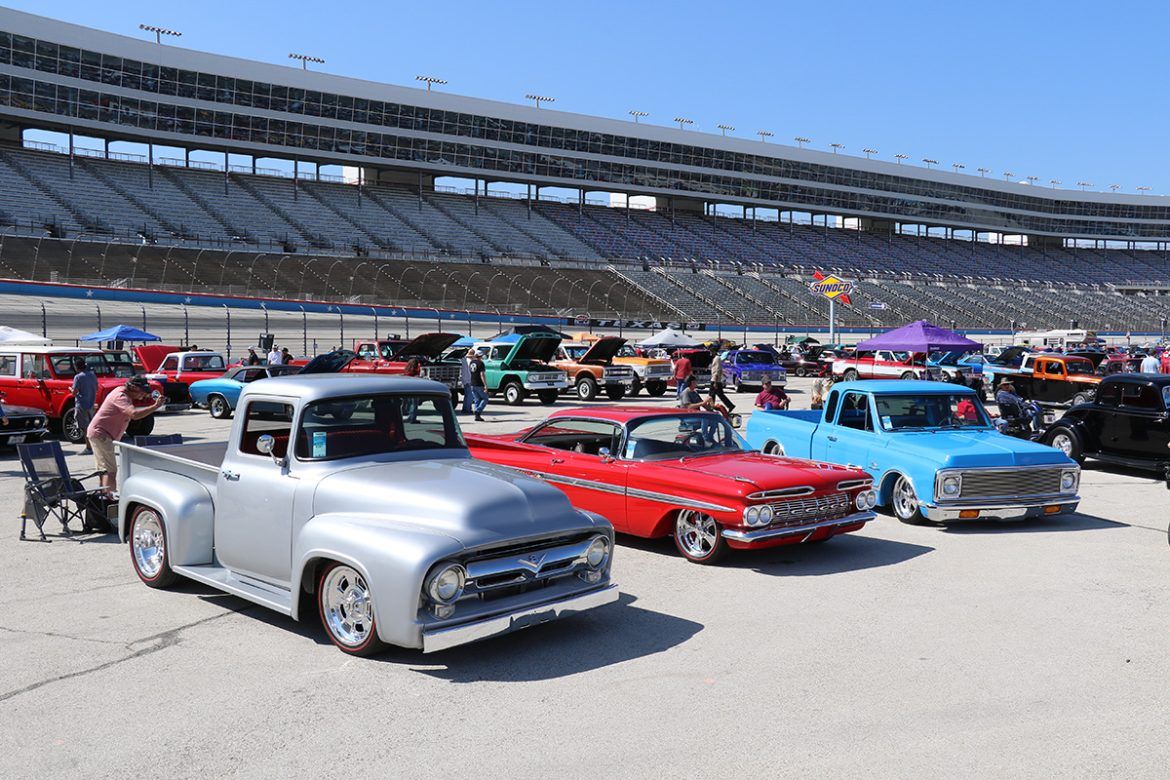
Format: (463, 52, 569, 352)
(188, 364, 301, 418)
(719, 349, 787, 391)
(743, 380, 1080, 524)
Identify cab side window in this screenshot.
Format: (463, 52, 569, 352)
(161, 356, 178, 371)
(1096, 382, 1121, 407)
(24, 356, 52, 379)
(357, 344, 376, 359)
(837, 392, 873, 432)
(490, 346, 508, 360)
(1120, 384, 1159, 410)
(1044, 361, 1063, 377)
(237, 401, 294, 458)
(0, 354, 16, 376)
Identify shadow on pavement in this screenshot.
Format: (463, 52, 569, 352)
(409, 593, 701, 682)
(938, 512, 1128, 535)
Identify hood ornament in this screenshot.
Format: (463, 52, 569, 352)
(519, 553, 546, 573)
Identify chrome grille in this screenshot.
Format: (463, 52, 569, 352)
(645, 365, 672, 377)
(463, 536, 595, 596)
(958, 468, 1064, 499)
(603, 366, 634, 381)
(765, 492, 853, 528)
(421, 364, 461, 386)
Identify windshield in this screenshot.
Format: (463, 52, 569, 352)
(184, 354, 226, 371)
(296, 393, 464, 461)
(873, 394, 991, 431)
(736, 352, 775, 365)
(562, 346, 588, 360)
(1064, 357, 1094, 375)
(624, 414, 750, 460)
(51, 354, 114, 377)
(616, 345, 638, 357)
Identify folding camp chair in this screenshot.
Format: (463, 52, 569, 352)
(16, 441, 106, 541)
(132, 434, 184, 447)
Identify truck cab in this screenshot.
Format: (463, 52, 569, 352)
(834, 350, 929, 381)
(139, 347, 226, 405)
(344, 333, 463, 393)
(612, 343, 671, 396)
(988, 354, 1100, 407)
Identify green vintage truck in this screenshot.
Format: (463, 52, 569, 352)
(471, 334, 569, 405)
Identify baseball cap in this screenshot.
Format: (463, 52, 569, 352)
(126, 376, 151, 392)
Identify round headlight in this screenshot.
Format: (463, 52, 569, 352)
(855, 491, 868, 510)
(426, 562, 466, 605)
(585, 535, 610, 569)
(1061, 471, 1077, 490)
(867, 490, 878, 509)
(745, 506, 760, 525)
(941, 476, 961, 496)
(757, 504, 773, 525)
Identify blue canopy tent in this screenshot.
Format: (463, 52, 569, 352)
(79, 324, 160, 343)
(450, 335, 476, 347)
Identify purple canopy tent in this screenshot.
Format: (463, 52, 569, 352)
(854, 320, 982, 352)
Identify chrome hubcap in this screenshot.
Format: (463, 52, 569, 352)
(211, 398, 225, 415)
(1053, 434, 1073, 456)
(132, 510, 166, 578)
(676, 510, 718, 558)
(322, 566, 374, 647)
(893, 478, 918, 519)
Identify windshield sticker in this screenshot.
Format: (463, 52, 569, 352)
(312, 431, 327, 458)
(881, 416, 892, 428)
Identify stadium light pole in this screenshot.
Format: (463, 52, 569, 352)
(922, 158, 938, 169)
(1076, 181, 1092, 191)
(415, 75, 447, 92)
(1049, 179, 1061, 189)
(289, 53, 325, 70)
(526, 93, 555, 109)
(794, 136, 810, 148)
(139, 24, 181, 44)
(894, 153, 909, 164)
(717, 124, 735, 137)
(1003, 171, 1015, 181)
(951, 163, 965, 174)
(862, 148, 877, 159)
(1026, 176, 1039, 186)
(829, 143, 844, 154)
(1137, 186, 1152, 195)
(977, 167, 990, 177)
(675, 117, 694, 130)
(757, 130, 774, 143)
(629, 110, 649, 124)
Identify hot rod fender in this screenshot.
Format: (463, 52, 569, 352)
(119, 471, 215, 567)
(292, 512, 467, 649)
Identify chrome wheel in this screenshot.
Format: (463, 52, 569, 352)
(132, 509, 166, 579)
(675, 510, 721, 561)
(321, 565, 375, 648)
(764, 441, 785, 456)
(62, 407, 83, 443)
(1051, 431, 1074, 456)
(892, 476, 919, 521)
(209, 395, 229, 418)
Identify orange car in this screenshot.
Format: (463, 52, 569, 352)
(552, 337, 636, 401)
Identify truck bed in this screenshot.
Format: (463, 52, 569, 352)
(116, 440, 228, 491)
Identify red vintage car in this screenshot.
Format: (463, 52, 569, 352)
(465, 407, 877, 563)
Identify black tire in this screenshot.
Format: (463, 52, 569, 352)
(316, 561, 389, 657)
(126, 415, 155, 438)
(129, 506, 180, 589)
(503, 381, 526, 406)
(628, 377, 642, 397)
(1045, 426, 1084, 462)
(763, 440, 785, 456)
(673, 510, 727, 564)
(576, 376, 599, 401)
(208, 394, 231, 419)
(61, 406, 84, 444)
(795, 367, 806, 377)
(1071, 393, 1089, 407)
(891, 474, 933, 525)
(604, 386, 626, 401)
(901, 371, 916, 380)
(646, 382, 667, 397)
(843, 369, 859, 382)
(538, 389, 559, 405)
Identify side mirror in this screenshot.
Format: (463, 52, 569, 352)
(256, 434, 285, 467)
(599, 446, 616, 463)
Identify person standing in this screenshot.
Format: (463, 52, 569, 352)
(281, 347, 293, 365)
(267, 344, 282, 365)
(672, 350, 693, 400)
(708, 351, 735, 412)
(245, 347, 262, 366)
(87, 376, 165, 495)
(467, 350, 489, 422)
(71, 357, 98, 454)
(1140, 351, 1160, 374)
(459, 350, 474, 415)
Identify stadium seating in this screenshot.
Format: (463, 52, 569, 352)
(1, 143, 1169, 331)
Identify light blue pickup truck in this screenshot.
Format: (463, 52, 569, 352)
(743, 380, 1081, 524)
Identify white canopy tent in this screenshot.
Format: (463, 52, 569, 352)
(636, 327, 700, 348)
(0, 326, 50, 346)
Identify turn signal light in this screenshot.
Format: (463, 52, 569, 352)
(958, 510, 980, 519)
(1044, 505, 1061, 515)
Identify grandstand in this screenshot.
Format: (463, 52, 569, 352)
(1, 8, 1170, 333)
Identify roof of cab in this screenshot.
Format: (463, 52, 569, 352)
(1101, 372, 1170, 387)
(832, 380, 975, 394)
(238, 374, 449, 402)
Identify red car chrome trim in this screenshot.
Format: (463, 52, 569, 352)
(505, 466, 736, 513)
(721, 511, 875, 542)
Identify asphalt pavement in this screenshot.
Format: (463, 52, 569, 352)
(1, 376, 1168, 779)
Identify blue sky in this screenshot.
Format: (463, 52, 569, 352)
(8, 0, 1170, 196)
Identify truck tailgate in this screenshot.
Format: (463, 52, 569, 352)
(116, 441, 226, 492)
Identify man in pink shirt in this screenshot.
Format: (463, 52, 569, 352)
(88, 376, 164, 494)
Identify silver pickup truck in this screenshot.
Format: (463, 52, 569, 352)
(116, 374, 618, 655)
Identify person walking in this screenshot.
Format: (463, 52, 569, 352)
(708, 351, 736, 412)
(71, 357, 98, 454)
(467, 350, 489, 422)
(459, 350, 474, 415)
(245, 347, 262, 366)
(87, 376, 165, 495)
(672, 350, 693, 400)
(267, 344, 282, 365)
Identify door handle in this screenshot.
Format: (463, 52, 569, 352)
(221, 470, 240, 481)
(826, 435, 838, 442)
(550, 457, 565, 464)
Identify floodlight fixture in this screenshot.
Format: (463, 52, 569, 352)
(951, 163, 965, 173)
(793, 136, 810, 148)
(139, 24, 181, 44)
(829, 143, 844, 154)
(1049, 179, 1061, 189)
(977, 167, 990, 177)
(1076, 181, 1092, 191)
(922, 158, 938, 168)
(862, 148, 877, 159)
(526, 94, 556, 108)
(415, 75, 447, 92)
(757, 130, 774, 142)
(717, 124, 735, 136)
(289, 53, 325, 70)
(629, 110, 649, 123)
(894, 153, 909, 164)
(1138, 186, 1152, 194)
(675, 117, 695, 129)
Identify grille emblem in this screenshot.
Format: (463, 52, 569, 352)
(519, 553, 546, 572)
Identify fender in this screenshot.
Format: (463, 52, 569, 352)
(876, 469, 924, 508)
(120, 470, 214, 567)
(1048, 417, 1093, 449)
(292, 512, 466, 647)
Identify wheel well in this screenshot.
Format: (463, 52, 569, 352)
(297, 556, 329, 623)
(576, 371, 597, 383)
(121, 500, 144, 540)
(648, 507, 682, 539)
(500, 374, 521, 388)
(877, 472, 905, 507)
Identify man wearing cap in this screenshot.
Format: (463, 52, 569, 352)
(87, 376, 165, 495)
(995, 380, 1039, 432)
(754, 378, 790, 410)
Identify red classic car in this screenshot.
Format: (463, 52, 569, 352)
(465, 407, 877, 563)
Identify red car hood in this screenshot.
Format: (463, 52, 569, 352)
(654, 452, 862, 491)
(135, 344, 182, 372)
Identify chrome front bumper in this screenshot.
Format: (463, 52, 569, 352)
(721, 511, 875, 543)
(421, 583, 619, 653)
(921, 498, 1080, 522)
(521, 380, 569, 390)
